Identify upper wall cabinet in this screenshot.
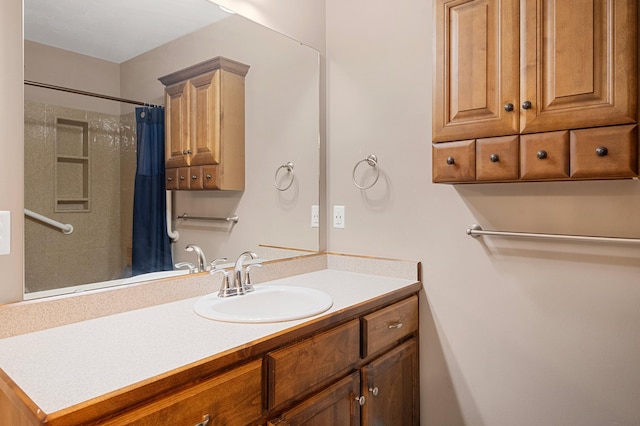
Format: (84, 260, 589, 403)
(159, 57, 250, 190)
(432, 0, 638, 184)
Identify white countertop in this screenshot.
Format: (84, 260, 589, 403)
(0, 269, 417, 414)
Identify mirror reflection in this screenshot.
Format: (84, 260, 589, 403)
(23, 0, 320, 298)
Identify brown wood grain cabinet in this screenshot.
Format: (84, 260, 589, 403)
(159, 56, 250, 191)
(433, 0, 639, 184)
(269, 296, 420, 426)
(0, 286, 421, 426)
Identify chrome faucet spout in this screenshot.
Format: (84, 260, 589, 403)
(185, 244, 207, 273)
(234, 251, 259, 294)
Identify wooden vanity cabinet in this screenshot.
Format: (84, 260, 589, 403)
(0, 287, 422, 426)
(159, 56, 250, 191)
(268, 296, 419, 426)
(433, 0, 639, 184)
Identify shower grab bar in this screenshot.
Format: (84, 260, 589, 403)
(177, 213, 239, 223)
(467, 224, 640, 245)
(24, 209, 74, 235)
(166, 192, 179, 243)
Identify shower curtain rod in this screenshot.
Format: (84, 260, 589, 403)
(24, 80, 162, 108)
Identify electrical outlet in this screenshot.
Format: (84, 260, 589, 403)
(311, 205, 319, 228)
(0, 211, 10, 255)
(333, 205, 345, 229)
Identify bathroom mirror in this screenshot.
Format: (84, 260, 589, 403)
(23, 0, 320, 298)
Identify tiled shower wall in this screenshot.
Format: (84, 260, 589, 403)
(24, 101, 137, 293)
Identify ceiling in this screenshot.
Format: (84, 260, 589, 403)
(24, 0, 231, 63)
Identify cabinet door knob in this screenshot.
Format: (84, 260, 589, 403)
(489, 154, 499, 162)
(355, 395, 366, 406)
(446, 157, 455, 165)
(522, 100, 532, 110)
(537, 150, 548, 159)
(369, 386, 379, 396)
(595, 146, 608, 157)
(183, 149, 193, 155)
(504, 103, 514, 112)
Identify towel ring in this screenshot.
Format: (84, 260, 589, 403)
(352, 154, 379, 190)
(274, 162, 295, 191)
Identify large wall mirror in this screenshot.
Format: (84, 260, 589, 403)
(23, 0, 320, 298)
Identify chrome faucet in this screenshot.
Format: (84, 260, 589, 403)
(213, 251, 262, 297)
(185, 244, 207, 273)
(234, 251, 260, 295)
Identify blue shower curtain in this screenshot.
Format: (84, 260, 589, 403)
(131, 106, 173, 275)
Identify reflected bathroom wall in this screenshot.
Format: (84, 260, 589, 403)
(24, 100, 137, 292)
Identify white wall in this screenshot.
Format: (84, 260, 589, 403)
(326, 0, 640, 425)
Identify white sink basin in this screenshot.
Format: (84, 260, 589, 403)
(193, 285, 333, 323)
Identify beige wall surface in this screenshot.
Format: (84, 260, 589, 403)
(326, 1, 640, 425)
(0, 0, 24, 304)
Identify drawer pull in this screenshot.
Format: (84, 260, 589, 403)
(355, 395, 366, 406)
(191, 175, 197, 180)
(446, 156, 455, 165)
(369, 386, 379, 396)
(206, 174, 212, 179)
(595, 146, 608, 157)
(537, 150, 547, 160)
(180, 175, 185, 180)
(489, 154, 499, 162)
(388, 321, 403, 330)
(167, 176, 173, 182)
(194, 414, 210, 426)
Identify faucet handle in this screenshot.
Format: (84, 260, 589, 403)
(211, 269, 235, 298)
(175, 262, 196, 273)
(244, 262, 262, 292)
(210, 257, 228, 271)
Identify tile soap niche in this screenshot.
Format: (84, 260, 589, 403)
(55, 118, 90, 212)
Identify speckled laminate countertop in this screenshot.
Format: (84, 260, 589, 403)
(0, 268, 418, 415)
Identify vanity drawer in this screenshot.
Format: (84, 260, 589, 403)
(432, 139, 476, 182)
(476, 135, 519, 181)
(362, 296, 418, 358)
(266, 319, 360, 410)
(520, 131, 570, 180)
(570, 125, 638, 179)
(165, 168, 179, 190)
(102, 359, 262, 426)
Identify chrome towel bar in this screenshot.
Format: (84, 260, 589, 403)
(177, 213, 239, 223)
(467, 224, 640, 245)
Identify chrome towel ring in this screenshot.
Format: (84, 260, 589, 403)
(275, 162, 295, 191)
(352, 154, 380, 190)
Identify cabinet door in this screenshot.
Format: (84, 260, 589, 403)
(520, 0, 638, 134)
(190, 71, 222, 167)
(267, 372, 361, 426)
(164, 81, 193, 169)
(361, 339, 419, 426)
(433, 0, 519, 143)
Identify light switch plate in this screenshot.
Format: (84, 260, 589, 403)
(333, 205, 345, 229)
(0, 211, 10, 255)
(311, 205, 319, 228)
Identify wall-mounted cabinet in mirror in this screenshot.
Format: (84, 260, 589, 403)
(23, 0, 320, 298)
